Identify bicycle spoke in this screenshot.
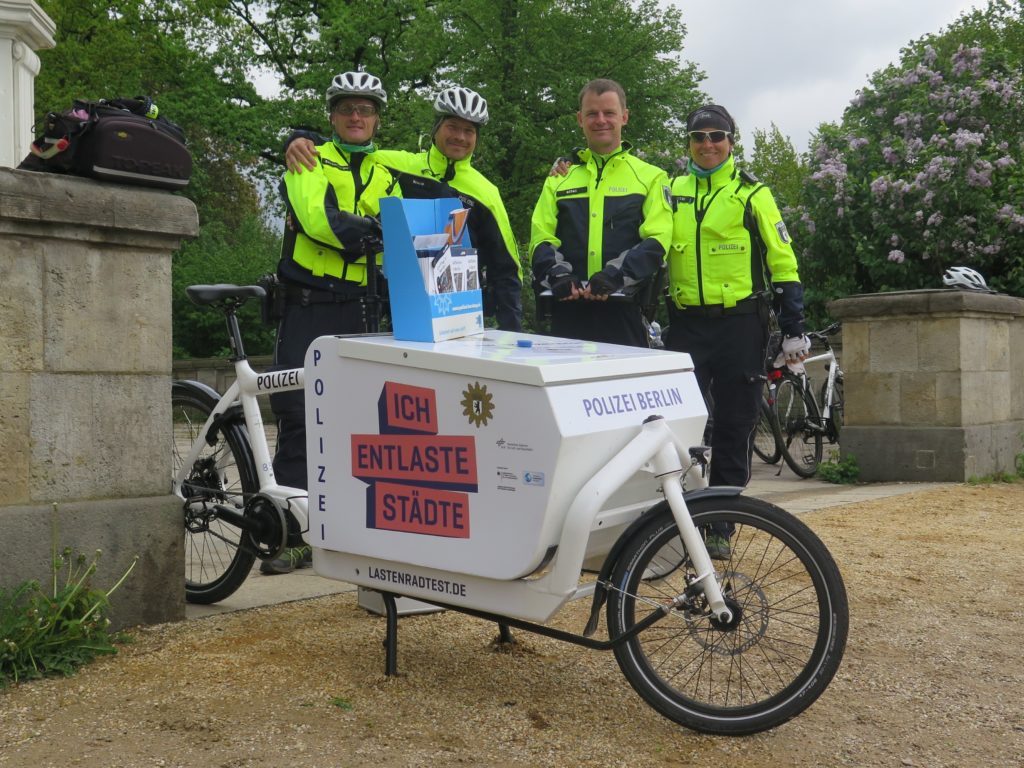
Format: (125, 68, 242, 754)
(174, 383, 259, 604)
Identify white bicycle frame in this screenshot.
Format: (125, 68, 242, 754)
(175, 355, 735, 626)
(172, 360, 311, 541)
(803, 345, 842, 424)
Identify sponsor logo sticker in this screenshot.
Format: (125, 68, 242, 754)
(523, 471, 545, 487)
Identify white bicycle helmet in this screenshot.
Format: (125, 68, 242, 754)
(326, 71, 387, 109)
(942, 265, 989, 291)
(433, 86, 489, 125)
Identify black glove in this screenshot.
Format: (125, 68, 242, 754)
(587, 270, 621, 296)
(361, 235, 384, 254)
(364, 216, 383, 237)
(360, 217, 384, 254)
(550, 272, 583, 299)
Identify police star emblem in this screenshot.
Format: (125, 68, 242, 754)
(461, 381, 495, 427)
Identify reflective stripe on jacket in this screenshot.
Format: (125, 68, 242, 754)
(668, 155, 799, 309)
(529, 142, 672, 290)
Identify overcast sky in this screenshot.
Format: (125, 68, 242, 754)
(665, 0, 983, 154)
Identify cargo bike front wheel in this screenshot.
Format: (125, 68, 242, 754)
(606, 495, 848, 735)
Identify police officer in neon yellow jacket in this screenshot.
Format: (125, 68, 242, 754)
(666, 104, 809, 558)
(530, 79, 672, 347)
(271, 71, 401, 508)
(285, 86, 523, 331)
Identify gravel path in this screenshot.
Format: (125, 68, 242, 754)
(1, 484, 1022, 767)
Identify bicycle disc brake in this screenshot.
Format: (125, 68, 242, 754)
(182, 456, 228, 502)
(684, 572, 768, 655)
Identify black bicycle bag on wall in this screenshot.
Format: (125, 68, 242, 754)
(19, 97, 192, 190)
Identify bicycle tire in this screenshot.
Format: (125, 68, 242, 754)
(172, 381, 259, 604)
(606, 496, 848, 735)
(752, 394, 782, 465)
(820, 374, 844, 443)
(775, 376, 824, 478)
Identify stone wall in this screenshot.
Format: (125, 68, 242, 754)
(830, 289, 1024, 482)
(0, 167, 198, 629)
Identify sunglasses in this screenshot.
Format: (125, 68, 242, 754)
(333, 104, 377, 117)
(688, 130, 732, 144)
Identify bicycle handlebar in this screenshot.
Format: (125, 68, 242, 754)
(807, 322, 841, 340)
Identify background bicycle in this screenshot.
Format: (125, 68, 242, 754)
(757, 323, 844, 478)
(753, 374, 784, 466)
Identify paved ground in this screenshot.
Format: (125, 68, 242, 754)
(185, 459, 948, 620)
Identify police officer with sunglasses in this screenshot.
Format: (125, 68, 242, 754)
(665, 104, 809, 560)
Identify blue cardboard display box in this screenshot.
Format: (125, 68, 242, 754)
(380, 197, 484, 343)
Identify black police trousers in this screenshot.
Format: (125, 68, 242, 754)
(665, 310, 768, 488)
(269, 297, 365, 490)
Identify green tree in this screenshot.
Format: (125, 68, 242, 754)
(793, 0, 1024, 323)
(33, 0, 281, 356)
(33, 0, 707, 350)
(432, 0, 704, 229)
(171, 219, 280, 358)
(178, 0, 705, 233)
(173, 0, 455, 168)
(748, 123, 806, 212)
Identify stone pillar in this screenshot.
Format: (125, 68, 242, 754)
(830, 289, 1024, 482)
(0, 167, 198, 628)
(0, 1, 55, 168)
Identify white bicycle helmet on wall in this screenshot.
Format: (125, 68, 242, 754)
(942, 266, 990, 291)
(434, 86, 489, 125)
(326, 71, 387, 109)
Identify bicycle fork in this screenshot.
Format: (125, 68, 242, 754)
(649, 432, 734, 625)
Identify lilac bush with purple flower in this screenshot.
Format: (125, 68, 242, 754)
(790, 1, 1024, 320)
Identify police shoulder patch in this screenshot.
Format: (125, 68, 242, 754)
(775, 220, 791, 244)
(663, 185, 673, 207)
(739, 168, 759, 184)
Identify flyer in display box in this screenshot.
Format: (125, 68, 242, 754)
(380, 197, 484, 342)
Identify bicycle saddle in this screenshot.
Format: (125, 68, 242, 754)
(186, 284, 266, 306)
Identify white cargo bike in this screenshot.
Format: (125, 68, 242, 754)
(172, 284, 848, 736)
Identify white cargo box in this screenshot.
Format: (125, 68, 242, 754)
(304, 331, 706, 585)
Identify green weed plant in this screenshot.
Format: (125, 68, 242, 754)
(817, 452, 860, 485)
(1, 545, 136, 688)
